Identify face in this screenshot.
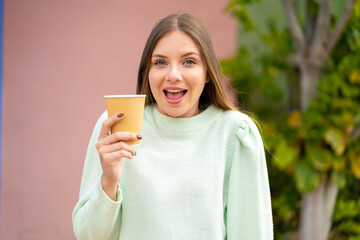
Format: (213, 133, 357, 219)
(148, 30, 208, 118)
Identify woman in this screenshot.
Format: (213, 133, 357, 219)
(73, 13, 273, 239)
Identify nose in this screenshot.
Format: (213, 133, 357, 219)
(165, 65, 183, 82)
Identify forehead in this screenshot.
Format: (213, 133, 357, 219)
(153, 30, 200, 54)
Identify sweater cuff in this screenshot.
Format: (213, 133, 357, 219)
(101, 181, 123, 203)
(91, 180, 123, 208)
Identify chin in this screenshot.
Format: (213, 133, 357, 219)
(165, 110, 184, 118)
(158, 101, 198, 118)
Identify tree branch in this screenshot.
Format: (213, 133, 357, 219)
(325, 0, 357, 55)
(309, 0, 332, 62)
(305, 0, 316, 45)
(282, 0, 306, 53)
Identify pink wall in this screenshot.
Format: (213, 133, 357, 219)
(1, 0, 236, 239)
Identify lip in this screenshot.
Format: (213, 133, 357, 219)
(163, 87, 187, 104)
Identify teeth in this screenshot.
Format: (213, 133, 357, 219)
(166, 89, 183, 93)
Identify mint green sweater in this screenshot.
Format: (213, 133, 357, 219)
(73, 104, 273, 239)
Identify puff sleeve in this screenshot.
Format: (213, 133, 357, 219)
(72, 111, 123, 240)
(226, 117, 273, 239)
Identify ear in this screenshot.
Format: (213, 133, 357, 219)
(205, 72, 211, 83)
(205, 75, 211, 83)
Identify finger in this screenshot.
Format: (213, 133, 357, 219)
(96, 132, 138, 151)
(99, 113, 125, 139)
(102, 149, 134, 163)
(99, 141, 136, 156)
(102, 132, 142, 145)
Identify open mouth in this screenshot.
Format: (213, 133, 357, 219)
(164, 89, 187, 98)
(163, 89, 187, 103)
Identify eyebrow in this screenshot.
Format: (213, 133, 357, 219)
(151, 52, 200, 58)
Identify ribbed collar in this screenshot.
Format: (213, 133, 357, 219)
(151, 104, 222, 132)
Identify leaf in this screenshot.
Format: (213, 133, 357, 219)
(273, 138, 299, 170)
(355, 0, 360, 17)
(306, 144, 332, 172)
(303, 110, 324, 129)
(236, 8, 257, 31)
(350, 155, 360, 179)
(337, 220, 360, 235)
(287, 111, 303, 129)
(332, 156, 346, 171)
(349, 69, 360, 84)
(334, 199, 360, 221)
(295, 160, 321, 192)
(330, 112, 356, 131)
(272, 195, 294, 220)
(331, 170, 346, 189)
(324, 128, 346, 156)
(224, 1, 258, 32)
(332, 98, 354, 110)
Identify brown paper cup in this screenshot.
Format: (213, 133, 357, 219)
(104, 95, 146, 145)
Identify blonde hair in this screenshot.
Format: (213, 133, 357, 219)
(136, 13, 236, 111)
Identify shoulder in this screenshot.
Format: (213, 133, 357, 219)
(217, 109, 263, 148)
(220, 109, 252, 126)
(219, 109, 259, 134)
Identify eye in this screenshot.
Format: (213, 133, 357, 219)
(154, 60, 167, 66)
(184, 59, 196, 66)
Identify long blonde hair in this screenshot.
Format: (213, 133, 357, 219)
(136, 13, 236, 111)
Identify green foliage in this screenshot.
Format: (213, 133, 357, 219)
(331, 175, 360, 239)
(294, 159, 322, 192)
(272, 137, 299, 170)
(225, 0, 260, 31)
(222, 0, 360, 238)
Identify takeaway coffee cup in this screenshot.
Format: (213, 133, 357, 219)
(104, 95, 146, 145)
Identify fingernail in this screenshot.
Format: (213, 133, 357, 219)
(117, 113, 124, 118)
(136, 135, 143, 140)
(134, 151, 137, 156)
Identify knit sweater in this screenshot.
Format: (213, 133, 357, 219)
(72, 104, 273, 240)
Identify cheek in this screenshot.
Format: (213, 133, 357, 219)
(148, 70, 162, 97)
(148, 70, 156, 87)
(186, 69, 207, 89)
